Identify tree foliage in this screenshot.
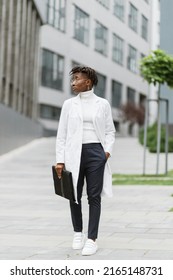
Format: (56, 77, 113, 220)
(140, 49, 173, 88)
(120, 102, 145, 126)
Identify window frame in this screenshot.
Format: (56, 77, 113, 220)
(74, 5, 90, 45)
(113, 0, 124, 21)
(112, 80, 122, 108)
(41, 49, 64, 91)
(128, 3, 138, 33)
(95, 21, 108, 56)
(112, 33, 124, 65)
(127, 86, 135, 104)
(40, 104, 61, 120)
(141, 14, 148, 40)
(127, 44, 137, 73)
(94, 72, 107, 98)
(47, 0, 66, 32)
(96, 0, 110, 9)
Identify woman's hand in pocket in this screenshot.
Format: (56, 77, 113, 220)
(105, 152, 110, 161)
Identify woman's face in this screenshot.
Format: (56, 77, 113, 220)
(71, 72, 92, 94)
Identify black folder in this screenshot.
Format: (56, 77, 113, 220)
(52, 166, 76, 202)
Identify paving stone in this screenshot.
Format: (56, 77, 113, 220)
(0, 137, 173, 260)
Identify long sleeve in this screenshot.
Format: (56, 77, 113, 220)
(104, 101, 116, 156)
(56, 100, 70, 163)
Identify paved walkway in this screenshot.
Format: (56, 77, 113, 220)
(110, 137, 173, 175)
(0, 137, 173, 260)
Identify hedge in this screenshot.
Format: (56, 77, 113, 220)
(139, 123, 173, 153)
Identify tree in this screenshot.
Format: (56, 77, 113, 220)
(140, 49, 173, 174)
(120, 102, 145, 126)
(140, 49, 173, 87)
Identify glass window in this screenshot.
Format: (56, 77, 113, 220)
(94, 73, 106, 98)
(112, 33, 124, 65)
(141, 15, 148, 40)
(96, 0, 110, 9)
(127, 87, 135, 103)
(140, 53, 145, 76)
(47, 0, 66, 32)
(40, 104, 61, 120)
(139, 93, 146, 107)
(95, 21, 108, 56)
(128, 3, 138, 32)
(41, 49, 64, 90)
(113, 0, 124, 21)
(74, 6, 89, 45)
(127, 45, 137, 73)
(112, 80, 122, 108)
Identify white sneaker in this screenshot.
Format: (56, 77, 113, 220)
(82, 239, 98, 256)
(72, 232, 85, 250)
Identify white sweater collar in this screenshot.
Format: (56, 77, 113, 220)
(80, 89, 94, 99)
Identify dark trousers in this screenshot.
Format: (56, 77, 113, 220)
(69, 143, 106, 240)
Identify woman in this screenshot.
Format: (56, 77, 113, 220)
(55, 66, 115, 256)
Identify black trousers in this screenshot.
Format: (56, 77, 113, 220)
(69, 143, 106, 240)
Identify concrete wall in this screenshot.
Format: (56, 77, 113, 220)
(0, 0, 46, 155)
(33, 0, 47, 23)
(0, 104, 43, 155)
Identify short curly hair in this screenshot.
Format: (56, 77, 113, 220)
(69, 65, 98, 86)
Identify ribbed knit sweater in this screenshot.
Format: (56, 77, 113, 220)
(80, 89, 100, 144)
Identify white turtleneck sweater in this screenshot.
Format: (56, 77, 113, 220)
(80, 89, 100, 144)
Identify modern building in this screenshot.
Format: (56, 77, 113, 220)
(160, 0, 173, 133)
(0, 0, 46, 154)
(148, 0, 160, 125)
(39, 0, 158, 136)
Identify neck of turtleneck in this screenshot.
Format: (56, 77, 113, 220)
(80, 89, 94, 99)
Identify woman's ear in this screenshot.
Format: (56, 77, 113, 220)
(86, 79, 92, 89)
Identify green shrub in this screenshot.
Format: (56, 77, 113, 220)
(138, 123, 173, 153)
(139, 123, 158, 146)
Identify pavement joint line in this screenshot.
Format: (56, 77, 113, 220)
(1, 137, 173, 259)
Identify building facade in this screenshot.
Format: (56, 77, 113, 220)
(39, 0, 157, 136)
(160, 0, 173, 131)
(0, 0, 45, 154)
(148, 0, 160, 125)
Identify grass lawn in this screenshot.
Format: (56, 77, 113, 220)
(112, 170, 173, 185)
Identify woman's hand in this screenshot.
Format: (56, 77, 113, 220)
(55, 163, 64, 179)
(105, 152, 110, 160)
